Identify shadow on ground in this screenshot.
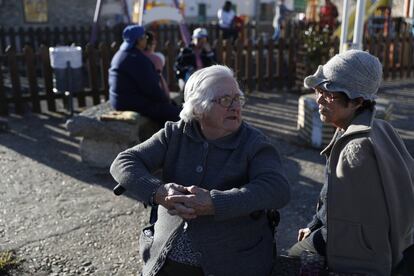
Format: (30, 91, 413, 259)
(0, 112, 117, 191)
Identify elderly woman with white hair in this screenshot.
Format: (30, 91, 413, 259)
(110, 65, 290, 276)
(288, 50, 414, 275)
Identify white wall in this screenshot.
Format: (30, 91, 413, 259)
(183, 1, 254, 18)
(134, 0, 294, 21)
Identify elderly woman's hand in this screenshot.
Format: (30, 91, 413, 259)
(155, 183, 197, 220)
(166, 185, 215, 219)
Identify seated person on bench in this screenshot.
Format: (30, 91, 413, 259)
(109, 25, 180, 126)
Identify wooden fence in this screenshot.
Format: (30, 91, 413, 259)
(1, 31, 414, 116)
(0, 23, 261, 53)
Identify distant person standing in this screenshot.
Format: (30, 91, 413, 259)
(217, 1, 238, 40)
(272, 0, 292, 41)
(319, 0, 338, 30)
(108, 25, 180, 125)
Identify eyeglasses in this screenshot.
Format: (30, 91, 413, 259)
(212, 95, 246, 108)
(314, 88, 342, 103)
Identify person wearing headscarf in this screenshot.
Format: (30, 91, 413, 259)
(288, 50, 414, 275)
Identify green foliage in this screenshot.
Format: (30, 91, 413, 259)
(0, 251, 21, 275)
(302, 25, 332, 70)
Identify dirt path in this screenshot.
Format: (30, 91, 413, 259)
(1, 81, 413, 275)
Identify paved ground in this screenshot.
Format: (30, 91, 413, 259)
(1, 80, 413, 275)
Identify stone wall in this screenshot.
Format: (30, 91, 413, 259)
(0, 0, 97, 28)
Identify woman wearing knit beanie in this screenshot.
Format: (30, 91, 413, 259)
(288, 50, 414, 276)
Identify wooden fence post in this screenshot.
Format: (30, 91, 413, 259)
(245, 38, 253, 93)
(390, 37, 397, 80)
(62, 26, 70, 45)
(383, 35, 390, 80)
(235, 38, 244, 87)
(35, 28, 43, 48)
(80, 26, 87, 48)
(223, 39, 234, 68)
(86, 43, 101, 105)
(398, 33, 405, 79)
(17, 27, 25, 52)
(406, 35, 413, 79)
(277, 38, 285, 91)
(27, 27, 35, 49)
(99, 42, 111, 101)
(287, 37, 296, 90)
(53, 26, 61, 46)
(256, 37, 264, 91)
(0, 52, 8, 115)
(0, 27, 5, 53)
(6, 46, 24, 114)
(267, 39, 275, 90)
(23, 46, 41, 113)
(40, 45, 56, 112)
(165, 40, 178, 92)
(75, 46, 87, 108)
(214, 38, 223, 64)
(44, 27, 51, 47)
(8, 28, 17, 51)
(70, 26, 78, 45)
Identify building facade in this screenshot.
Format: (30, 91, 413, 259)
(0, 0, 406, 29)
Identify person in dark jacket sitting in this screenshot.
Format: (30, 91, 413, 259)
(174, 28, 216, 91)
(109, 25, 180, 125)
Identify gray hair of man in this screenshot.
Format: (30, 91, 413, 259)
(179, 65, 243, 122)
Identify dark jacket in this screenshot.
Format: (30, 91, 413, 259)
(110, 120, 290, 276)
(174, 44, 216, 81)
(109, 47, 180, 124)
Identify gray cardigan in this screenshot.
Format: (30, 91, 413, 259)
(110, 120, 290, 276)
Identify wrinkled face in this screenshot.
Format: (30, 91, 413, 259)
(199, 76, 244, 139)
(315, 87, 360, 129)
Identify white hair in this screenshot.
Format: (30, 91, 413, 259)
(179, 65, 242, 122)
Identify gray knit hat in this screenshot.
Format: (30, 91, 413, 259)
(304, 50, 382, 100)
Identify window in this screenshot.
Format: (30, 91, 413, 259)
(260, 3, 274, 21)
(23, 0, 48, 23)
(198, 3, 206, 23)
(294, 0, 306, 12)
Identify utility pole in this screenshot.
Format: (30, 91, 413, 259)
(353, 0, 366, 50)
(339, 0, 351, 53)
(90, 0, 103, 45)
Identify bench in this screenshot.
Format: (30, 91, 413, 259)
(65, 101, 161, 168)
(66, 92, 182, 168)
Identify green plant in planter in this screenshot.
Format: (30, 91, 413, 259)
(302, 25, 332, 71)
